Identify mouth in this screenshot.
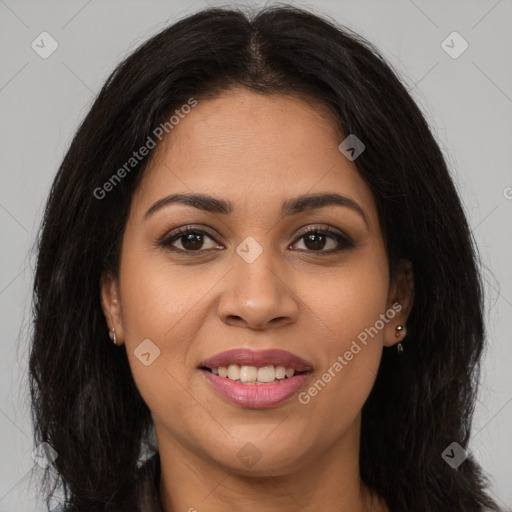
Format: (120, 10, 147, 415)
(198, 348, 313, 408)
(199, 364, 309, 384)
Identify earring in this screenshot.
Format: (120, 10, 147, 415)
(111, 327, 117, 346)
(395, 325, 405, 353)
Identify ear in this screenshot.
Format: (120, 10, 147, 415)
(383, 258, 414, 348)
(100, 271, 125, 345)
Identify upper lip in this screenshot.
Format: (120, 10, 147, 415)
(199, 348, 313, 372)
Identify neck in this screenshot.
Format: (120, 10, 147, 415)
(156, 415, 388, 512)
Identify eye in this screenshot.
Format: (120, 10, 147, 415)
(290, 225, 354, 253)
(158, 226, 222, 253)
(158, 224, 354, 255)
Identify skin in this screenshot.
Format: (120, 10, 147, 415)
(101, 87, 414, 512)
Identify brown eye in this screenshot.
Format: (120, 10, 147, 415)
(290, 227, 354, 253)
(159, 227, 222, 253)
(302, 232, 329, 251)
(177, 231, 206, 251)
(158, 225, 354, 255)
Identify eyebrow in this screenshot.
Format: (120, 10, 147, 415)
(144, 192, 368, 226)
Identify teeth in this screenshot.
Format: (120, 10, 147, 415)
(227, 364, 240, 380)
(257, 366, 276, 383)
(240, 365, 257, 382)
(210, 364, 299, 383)
(275, 365, 286, 379)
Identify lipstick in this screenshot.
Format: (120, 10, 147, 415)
(198, 348, 313, 409)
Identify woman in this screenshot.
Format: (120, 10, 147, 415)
(29, 4, 500, 511)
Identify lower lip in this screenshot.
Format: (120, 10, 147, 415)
(200, 369, 311, 409)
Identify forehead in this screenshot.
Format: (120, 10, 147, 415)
(133, 88, 379, 228)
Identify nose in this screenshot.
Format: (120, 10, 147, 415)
(216, 248, 300, 331)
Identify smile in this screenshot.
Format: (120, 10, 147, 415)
(198, 348, 313, 408)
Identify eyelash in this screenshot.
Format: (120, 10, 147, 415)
(157, 224, 355, 255)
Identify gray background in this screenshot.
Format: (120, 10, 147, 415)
(1, 0, 511, 510)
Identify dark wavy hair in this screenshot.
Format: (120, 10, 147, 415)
(29, 4, 500, 511)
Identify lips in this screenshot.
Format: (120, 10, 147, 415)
(198, 348, 313, 373)
(198, 348, 314, 409)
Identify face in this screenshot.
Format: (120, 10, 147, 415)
(101, 87, 413, 476)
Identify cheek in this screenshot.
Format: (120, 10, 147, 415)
(118, 241, 212, 349)
(116, 248, 205, 408)
(300, 250, 389, 410)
